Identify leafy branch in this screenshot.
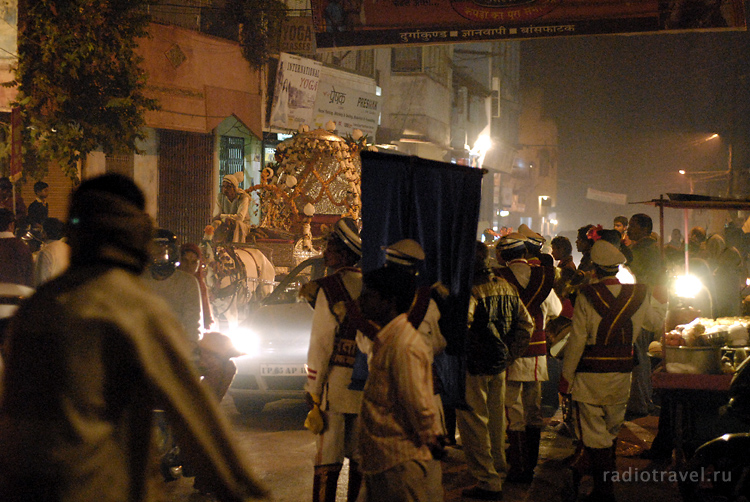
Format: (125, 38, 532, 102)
(12, 0, 159, 183)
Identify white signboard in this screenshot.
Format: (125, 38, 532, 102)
(586, 187, 628, 205)
(312, 76, 380, 140)
(269, 53, 322, 130)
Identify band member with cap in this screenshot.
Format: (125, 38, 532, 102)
(212, 172, 252, 243)
(301, 217, 364, 502)
(382, 238, 447, 360)
(518, 223, 553, 267)
(494, 232, 561, 483)
(383, 239, 450, 438)
(560, 239, 663, 502)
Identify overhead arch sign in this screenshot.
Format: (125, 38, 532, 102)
(310, 0, 746, 49)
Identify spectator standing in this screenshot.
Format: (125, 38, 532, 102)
(142, 229, 203, 359)
(27, 181, 49, 228)
(357, 266, 444, 502)
(179, 242, 215, 330)
(494, 233, 562, 483)
(576, 225, 596, 273)
(301, 218, 364, 502)
(34, 217, 70, 286)
(458, 242, 533, 500)
(626, 213, 665, 418)
(0, 177, 25, 219)
(0, 174, 266, 502)
(613, 215, 629, 246)
(0, 208, 32, 287)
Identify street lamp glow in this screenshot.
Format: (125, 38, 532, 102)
(470, 134, 492, 168)
(674, 274, 704, 299)
(678, 169, 686, 175)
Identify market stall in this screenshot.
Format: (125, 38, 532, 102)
(640, 194, 750, 461)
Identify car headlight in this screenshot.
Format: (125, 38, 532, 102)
(225, 327, 262, 358)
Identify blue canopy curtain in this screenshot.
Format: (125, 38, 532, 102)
(360, 150, 486, 407)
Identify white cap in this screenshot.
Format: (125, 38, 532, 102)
(222, 171, 244, 190)
(384, 239, 425, 267)
(497, 232, 527, 252)
(591, 239, 626, 268)
(518, 223, 544, 247)
(333, 217, 361, 256)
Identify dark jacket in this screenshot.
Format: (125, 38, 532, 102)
(466, 274, 534, 375)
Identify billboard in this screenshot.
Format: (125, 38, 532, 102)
(311, 73, 381, 138)
(0, 1, 17, 112)
(269, 53, 322, 130)
(270, 53, 380, 140)
(310, 0, 746, 49)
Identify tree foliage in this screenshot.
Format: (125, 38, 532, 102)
(227, 0, 288, 70)
(14, 0, 159, 182)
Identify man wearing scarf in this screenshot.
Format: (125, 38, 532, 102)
(0, 174, 266, 502)
(213, 172, 252, 243)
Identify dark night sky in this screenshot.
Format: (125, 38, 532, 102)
(520, 29, 750, 235)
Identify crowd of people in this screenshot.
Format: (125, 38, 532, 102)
(2, 170, 750, 502)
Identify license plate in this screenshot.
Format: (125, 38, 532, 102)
(260, 364, 307, 376)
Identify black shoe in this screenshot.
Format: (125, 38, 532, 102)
(461, 486, 504, 500)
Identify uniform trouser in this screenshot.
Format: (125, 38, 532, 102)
(457, 372, 506, 491)
(315, 412, 359, 465)
(574, 401, 627, 449)
(505, 380, 544, 431)
(363, 459, 443, 502)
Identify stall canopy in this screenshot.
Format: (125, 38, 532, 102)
(360, 150, 486, 406)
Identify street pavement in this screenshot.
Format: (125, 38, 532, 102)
(441, 412, 683, 502)
(159, 396, 686, 502)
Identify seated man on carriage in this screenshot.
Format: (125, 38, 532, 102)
(213, 172, 253, 243)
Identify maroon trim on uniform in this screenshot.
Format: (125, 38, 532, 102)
(576, 281, 647, 373)
(316, 274, 364, 368)
(496, 265, 555, 357)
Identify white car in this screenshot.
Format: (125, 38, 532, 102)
(227, 256, 326, 414)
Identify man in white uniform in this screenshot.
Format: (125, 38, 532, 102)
(302, 217, 364, 502)
(34, 217, 70, 286)
(561, 239, 664, 501)
(494, 232, 562, 483)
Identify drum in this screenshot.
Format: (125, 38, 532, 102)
(546, 315, 572, 359)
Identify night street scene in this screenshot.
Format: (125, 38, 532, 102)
(2, 1, 750, 501)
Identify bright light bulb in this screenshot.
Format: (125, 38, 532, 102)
(674, 274, 703, 299)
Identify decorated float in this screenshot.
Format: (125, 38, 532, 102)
(246, 121, 373, 275)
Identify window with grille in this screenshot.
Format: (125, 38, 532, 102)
(220, 136, 245, 185)
(391, 47, 422, 72)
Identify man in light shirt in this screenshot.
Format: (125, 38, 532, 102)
(34, 217, 70, 286)
(357, 266, 444, 502)
(142, 229, 202, 359)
